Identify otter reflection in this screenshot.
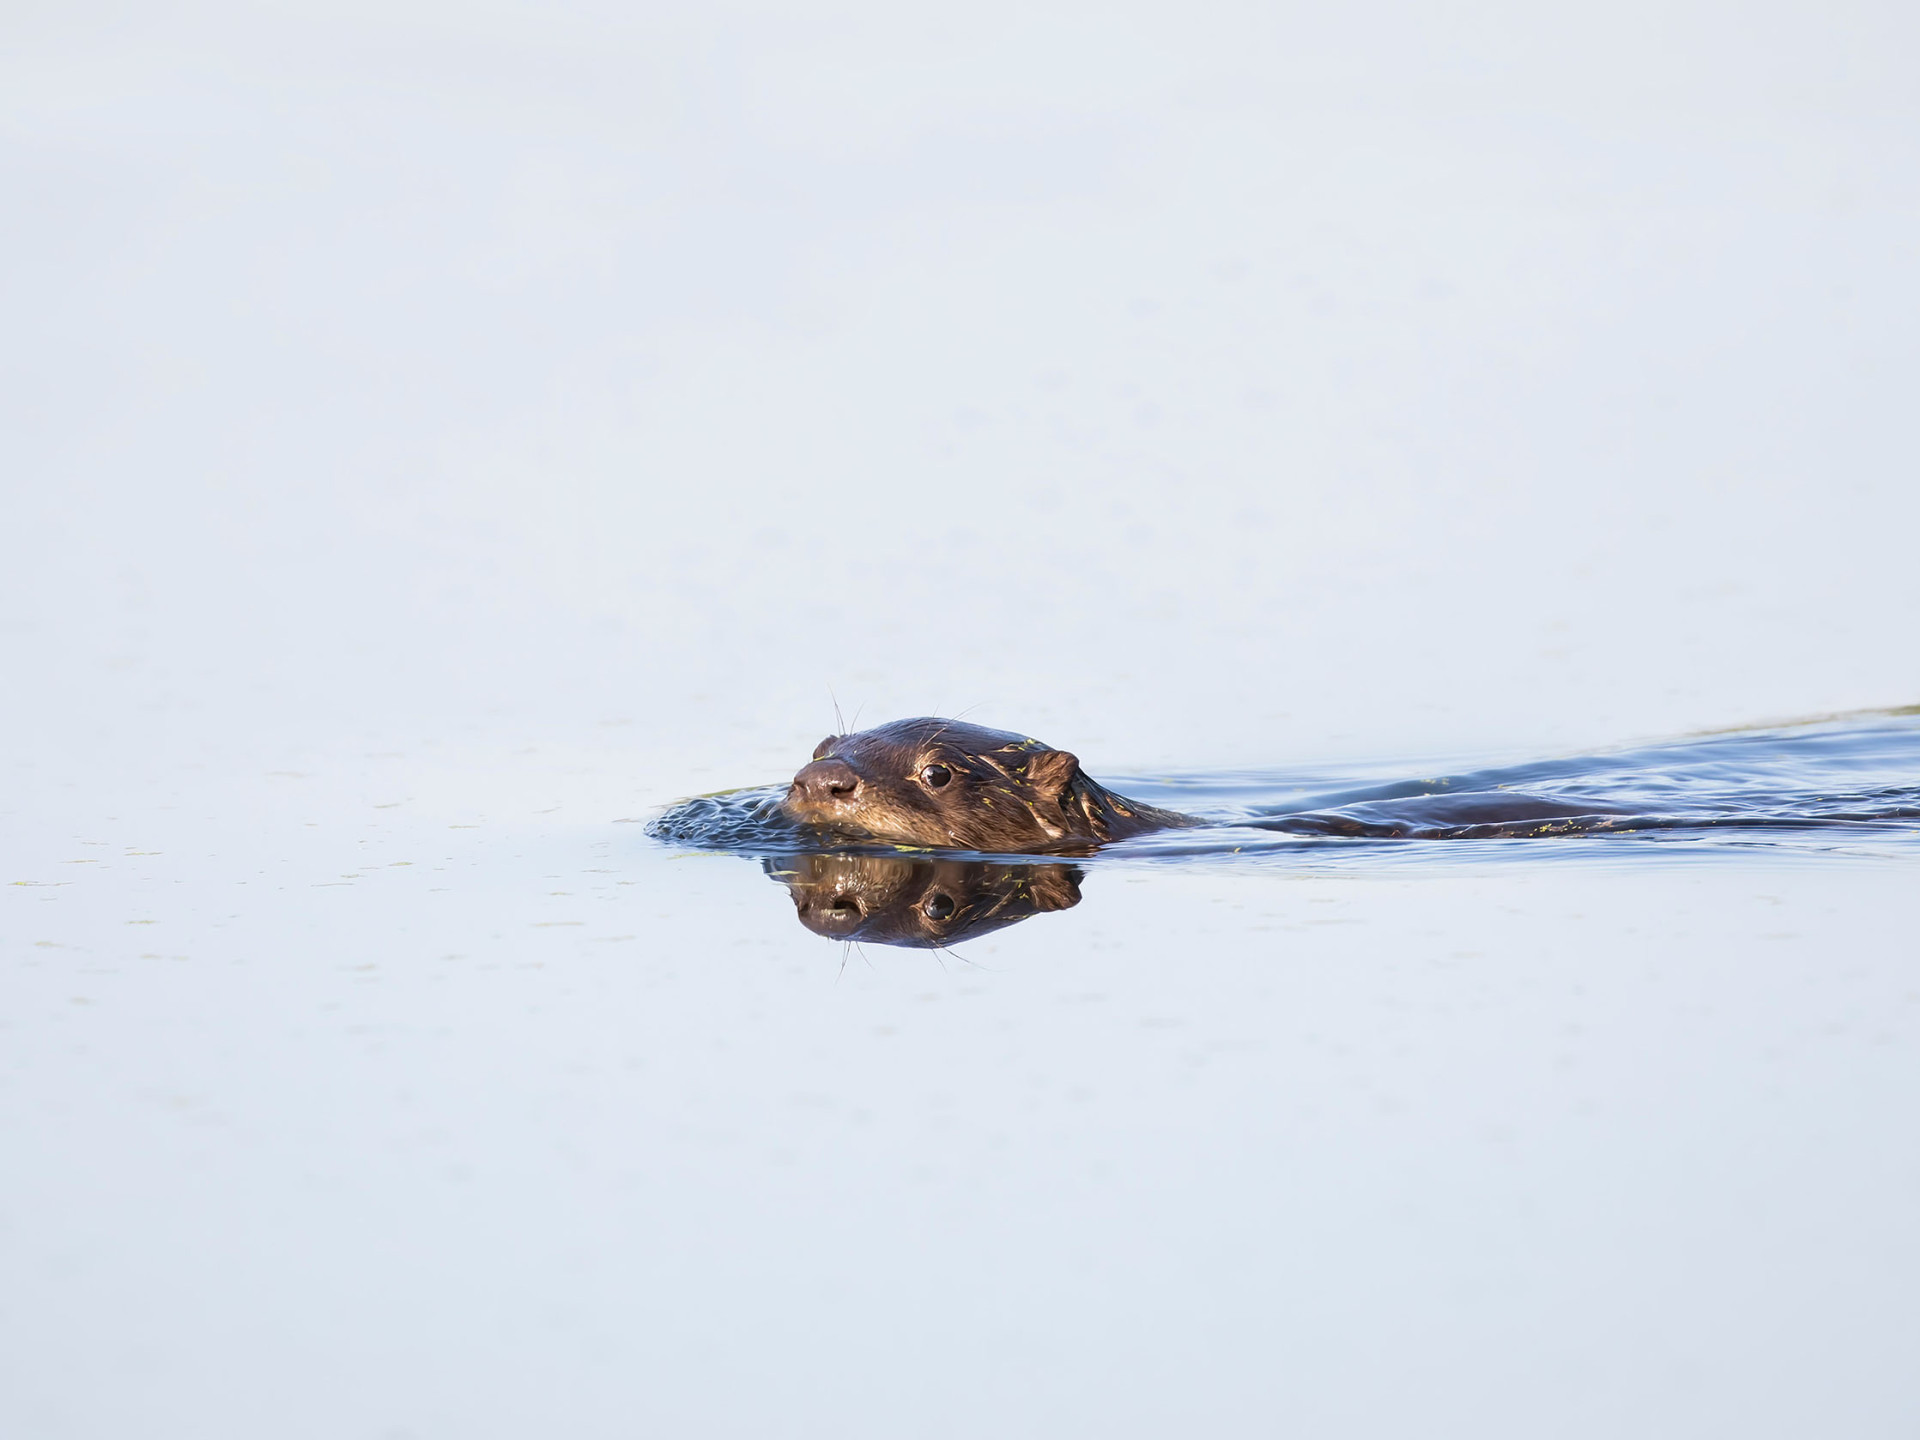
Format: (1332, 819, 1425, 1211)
(764, 853, 1083, 949)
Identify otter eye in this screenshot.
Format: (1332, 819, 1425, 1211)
(919, 763, 953, 789)
(923, 892, 956, 920)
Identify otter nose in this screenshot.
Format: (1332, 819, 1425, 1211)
(793, 757, 862, 803)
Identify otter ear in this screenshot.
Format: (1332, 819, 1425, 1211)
(1024, 748, 1080, 800)
(812, 736, 837, 760)
(1028, 865, 1083, 913)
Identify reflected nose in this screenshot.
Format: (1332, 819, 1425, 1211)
(792, 757, 862, 805)
(797, 892, 864, 924)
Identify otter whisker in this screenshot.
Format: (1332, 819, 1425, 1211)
(941, 944, 993, 972)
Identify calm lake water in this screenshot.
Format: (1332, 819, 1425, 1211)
(6, 4, 1920, 1437)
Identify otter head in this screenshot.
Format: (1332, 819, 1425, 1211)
(779, 717, 1092, 852)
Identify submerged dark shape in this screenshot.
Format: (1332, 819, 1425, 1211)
(766, 852, 1083, 948)
(780, 717, 1200, 853)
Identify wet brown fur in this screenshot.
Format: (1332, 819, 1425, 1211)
(779, 717, 1200, 854)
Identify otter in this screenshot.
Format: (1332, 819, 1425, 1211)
(650, 710, 1920, 863)
(780, 716, 1649, 851)
(781, 718, 1202, 853)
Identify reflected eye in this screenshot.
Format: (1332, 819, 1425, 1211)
(923, 892, 956, 921)
(919, 764, 953, 789)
